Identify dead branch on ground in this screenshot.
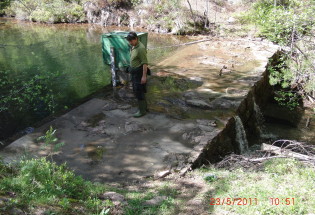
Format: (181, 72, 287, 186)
(216, 140, 315, 169)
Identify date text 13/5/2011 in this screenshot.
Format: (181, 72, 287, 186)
(210, 198, 295, 206)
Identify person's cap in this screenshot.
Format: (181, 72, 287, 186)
(126, 32, 138, 41)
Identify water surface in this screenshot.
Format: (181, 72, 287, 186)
(0, 18, 189, 140)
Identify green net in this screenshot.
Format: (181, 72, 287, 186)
(102, 31, 148, 68)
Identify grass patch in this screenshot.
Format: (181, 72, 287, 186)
(199, 158, 315, 215)
(0, 157, 110, 214)
(124, 191, 176, 215)
(118, 182, 179, 215)
(0, 158, 179, 215)
(2, 150, 313, 214)
(0, 128, 178, 214)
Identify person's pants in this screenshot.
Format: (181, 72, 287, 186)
(130, 66, 147, 101)
(132, 82, 146, 101)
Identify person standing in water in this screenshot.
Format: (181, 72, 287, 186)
(126, 32, 149, 118)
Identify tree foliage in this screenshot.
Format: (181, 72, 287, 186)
(0, 0, 11, 14)
(242, 0, 314, 45)
(243, 0, 315, 108)
(0, 70, 58, 114)
(5, 0, 87, 23)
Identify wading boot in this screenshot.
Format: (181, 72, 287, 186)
(133, 100, 147, 118)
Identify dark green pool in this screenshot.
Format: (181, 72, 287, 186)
(0, 18, 189, 140)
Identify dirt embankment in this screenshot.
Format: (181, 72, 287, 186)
(83, 0, 245, 35)
(83, 0, 207, 34)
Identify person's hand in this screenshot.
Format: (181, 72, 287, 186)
(141, 76, 147, 84)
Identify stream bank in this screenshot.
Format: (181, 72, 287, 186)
(2, 0, 210, 35)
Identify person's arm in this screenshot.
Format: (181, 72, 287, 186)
(141, 64, 148, 84)
(139, 47, 148, 84)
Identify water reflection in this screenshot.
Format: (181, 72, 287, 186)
(0, 19, 109, 109)
(0, 18, 190, 140)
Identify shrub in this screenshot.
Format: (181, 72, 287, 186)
(0, 70, 58, 114)
(243, 0, 315, 107)
(244, 0, 314, 45)
(0, 158, 111, 214)
(141, 0, 208, 34)
(0, 0, 11, 14)
(6, 0, 87, 23)
(1, 158, 88, 200)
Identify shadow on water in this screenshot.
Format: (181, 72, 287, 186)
(260, 97, 315, 145)
(0, 19, 110, 141)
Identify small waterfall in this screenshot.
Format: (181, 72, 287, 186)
(234, 116, 249, 154)
(254, 101, 265, 128)
(254, 101, 267, 139)
(253, 102, 278, 140)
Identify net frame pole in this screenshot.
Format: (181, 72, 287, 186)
(110, 47, 117, 87)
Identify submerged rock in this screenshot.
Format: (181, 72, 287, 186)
(198, 125, 215, 132)
(196, 119, 217, 127)
(186, 99, 212, 109)
(182, 128, 203, 143)
(209, 97, 241, 109)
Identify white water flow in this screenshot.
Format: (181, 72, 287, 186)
(254, 102, 264, 126)
(234, 116, 249, 154)
(254, 101, 266, 137)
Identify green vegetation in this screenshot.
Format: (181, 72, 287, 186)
(141, 0, 207, 34)
(0, 23, 109, 110)
(200, 158, 315, 215)
(240, 0, 314, 45)
(147, 0, 182, 29)
(0, 158, 178, 215)
(4, 0, 87, 23)
(0, 70, 58, 114)
(0, 0, 11, 15)
(2, 155, 312, 214)
(123, 183, 179, 215)
(37, 126, 65, 161)
(102, 0, 134, 8)
(0, 20, 109, 139)
(267, 57, 300, 110)
(0, 125, 177, 214)
(241, 0, 315, 109)
(1, 0, 208, 34)
(0, 157, 112, 215)
(2, 0, 138, 22)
